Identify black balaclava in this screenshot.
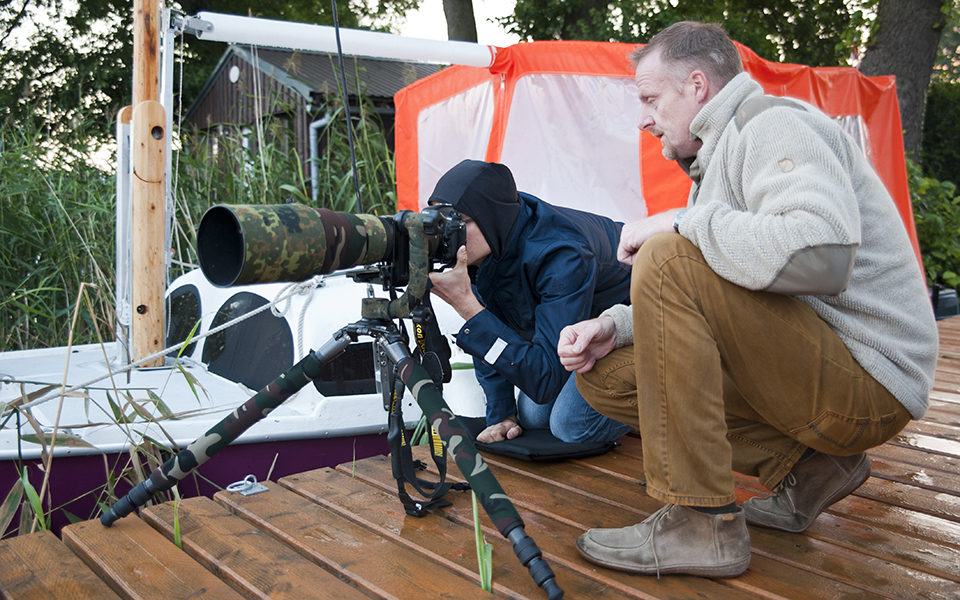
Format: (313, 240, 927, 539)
(428, 159, 521, 260)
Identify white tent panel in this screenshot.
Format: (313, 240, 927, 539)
(416, 81, 497, 204)
(500, 74, 647, 223)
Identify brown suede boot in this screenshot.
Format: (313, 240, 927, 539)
(575, 504, 751, 577)
(741, 451, 870, 533)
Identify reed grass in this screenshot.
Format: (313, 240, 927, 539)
(0, 121, 116, 351)
(0, 81, 399, 535)
(2, 84, 397, 350)
(472, 490, 493, 592)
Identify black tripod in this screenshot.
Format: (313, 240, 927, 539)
(101, 278, 564, 599)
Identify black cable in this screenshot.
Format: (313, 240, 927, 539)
(330, 0, 364, 213)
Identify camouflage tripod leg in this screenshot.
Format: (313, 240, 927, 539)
(395, 355, 564, 599)
(100, 332, 350, 526)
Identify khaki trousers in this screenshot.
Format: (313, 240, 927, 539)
(577, 234, 911, 507)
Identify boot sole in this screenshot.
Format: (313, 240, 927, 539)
(575, 539, 751, 578)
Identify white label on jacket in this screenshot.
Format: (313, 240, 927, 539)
(484, 338, 508, 365)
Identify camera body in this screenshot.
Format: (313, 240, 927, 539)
(417, 202, 466, 268)
(365, 203, 466, 290)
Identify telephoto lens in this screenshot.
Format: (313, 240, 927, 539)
(197, 203, 391, 287)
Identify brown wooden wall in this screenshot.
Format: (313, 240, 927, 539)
(186, 54, 312, 176)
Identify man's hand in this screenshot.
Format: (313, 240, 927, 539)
(429, 246, 484, 320)
(477, 415, 522, 443)
(617, 208, 682, 264)
(557, 315, 618, 373)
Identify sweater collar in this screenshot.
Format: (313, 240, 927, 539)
(685, 73, 763, 182)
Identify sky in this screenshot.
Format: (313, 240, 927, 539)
(397, 0, 520, 47)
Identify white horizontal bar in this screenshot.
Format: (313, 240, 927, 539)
(192, 11, 497, 68)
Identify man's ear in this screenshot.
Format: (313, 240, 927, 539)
(689, 70, 710, 103)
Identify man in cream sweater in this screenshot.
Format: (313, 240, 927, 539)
(557, 21, 938, 578)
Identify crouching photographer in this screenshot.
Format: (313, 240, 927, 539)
(427, 159, 634, 448)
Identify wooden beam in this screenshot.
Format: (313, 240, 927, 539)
(131, 101, 166, 365)
(131, 0, 165, 366)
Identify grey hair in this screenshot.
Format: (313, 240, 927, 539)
(628, 22, 743, 89)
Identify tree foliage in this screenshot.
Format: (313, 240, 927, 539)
(908, 157, 960, 289)
(0, 0, 131, 141)
(502, 0, 870, 67)
(921, 80, 960, 184)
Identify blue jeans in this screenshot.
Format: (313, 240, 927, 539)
(517, 373, 633, 443)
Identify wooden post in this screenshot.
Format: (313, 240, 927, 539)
(131, 0, 166, 366)
(133, 0, 159, 107)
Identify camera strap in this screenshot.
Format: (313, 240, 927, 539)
(387, 376, 468, 517)
(411, 295, 452, 385)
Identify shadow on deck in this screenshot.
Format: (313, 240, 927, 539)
(2, 319, 959, 599)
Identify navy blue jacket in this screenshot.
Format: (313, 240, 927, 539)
(456, 193, 631, 425)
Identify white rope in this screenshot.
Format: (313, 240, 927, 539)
(16, 276, 327, 411)
(270, 275, 325, 361)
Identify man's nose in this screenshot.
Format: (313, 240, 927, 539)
(637, 110, 654, 131)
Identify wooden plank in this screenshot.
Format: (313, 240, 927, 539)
(869, 446, 960, 496)
(612, 433, 960, 525)
(0, 530, 122, 600)
(335, 451, 885, 600)
(871, 440, 960, 477)
(899, 419, 960, 446)
(918, 406, 960, 429)
(854, 476, 960, 525)
(141, 497, 371, 600)
(280, 466, 676, 600)
(208, 481, 505, 600)
(928, 389, 960, 407)
(61, 516, 243, 600)
(424, 442, 960, 599)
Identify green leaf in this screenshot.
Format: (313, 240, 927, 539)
(21, 470, 46, 531)
(146, 390, 175, 420)
(18, 432, 99, 449)
(173, 488, 182, 550)
(0, 479, 24, 535)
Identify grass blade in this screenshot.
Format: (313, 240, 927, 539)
(472, 490, 493, 592)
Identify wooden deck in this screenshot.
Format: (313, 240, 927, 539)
(3, 319, 960, 600)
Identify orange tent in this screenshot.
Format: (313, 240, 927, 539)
(394, 40, 919, 263)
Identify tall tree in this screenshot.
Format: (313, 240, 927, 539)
(859, 0, 949, 159)
(442, 0, 478, 42)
